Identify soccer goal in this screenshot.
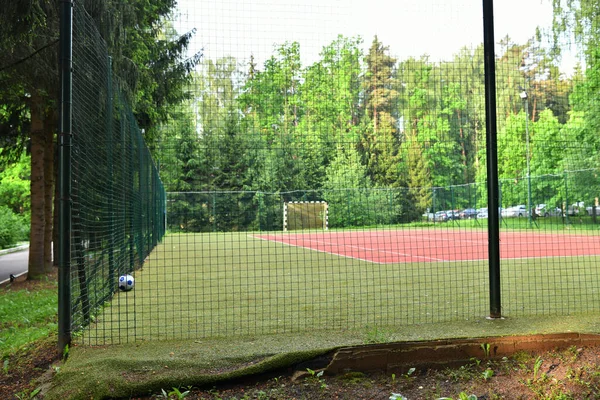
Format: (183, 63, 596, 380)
(283, 201, 329, 231)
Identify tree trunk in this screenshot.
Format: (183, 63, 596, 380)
(28, 93, 46, 278)
(43, 111, 56, 272)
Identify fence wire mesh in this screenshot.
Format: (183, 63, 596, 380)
(70, 2, 166, 337)
(67, 0, 600, 345)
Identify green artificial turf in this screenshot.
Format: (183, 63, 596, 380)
(41, 224, 600, 398)
(46, 314, 600, 400)
(78, 229, 600, 346)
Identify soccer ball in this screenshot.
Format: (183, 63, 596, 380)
(118, 274, 135, 291)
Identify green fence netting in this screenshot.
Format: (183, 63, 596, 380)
(62, 0, 600, 345)
(69, 2, 166, 334)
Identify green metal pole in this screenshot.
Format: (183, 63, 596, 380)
(212, 192, 217, 232)
(58, 0, 73, 354)
(138, 134, 144, 263)
(432, 188, 436, 222)
(565, 171, 569, 225)
(129, 121, 135, 270)
(451, 186, 455, 225)
(525, 94, 532, 228)
(107, 57, 115, 288)
(483, 0, 502, 319)
(163, 186, 167, 238)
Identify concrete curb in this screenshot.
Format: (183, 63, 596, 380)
(0, 243, 29, 256)
(326, 332, 600, 374)
(0, 270, 28, 287)
(0, 244, 29, 287)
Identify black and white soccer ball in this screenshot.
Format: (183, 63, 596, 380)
(118, 274, 135, 291)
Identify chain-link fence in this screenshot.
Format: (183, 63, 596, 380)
(61, 0, 600, 346)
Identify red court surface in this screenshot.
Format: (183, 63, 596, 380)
(255, 230, 600, 264)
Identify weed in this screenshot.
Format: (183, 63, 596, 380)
(403, 367, 416, 378)
(533, 356, 543, 381)
(14, 387, 41, 399)
(3, 358, 8, 374)
(205, 388, 224, 400)
(62, 344, 69, 360)
(481, 342, 491, 358)
(469, 357, 481, 367)
(340, 371, 367, 384)
(436, 393, 477, 400)
(512, 350, 534, 364)
(566, 365, 593, 388)
(306, 368, 328, 390)
(255, 390, 269, 400)
(389, 393, 407, 400)
(156, 387, 191, 399)
(364, 325, 393, 344)
(482, 367, 494, 381)
(568, 345, 579, 360)
(445, 365, 471, 382)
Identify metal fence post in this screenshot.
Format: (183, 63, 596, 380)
(107, 57, 115, 288)
(58, 0, 74, 354)
(482, 0, 502, 319)
(564, 171, 570, 225)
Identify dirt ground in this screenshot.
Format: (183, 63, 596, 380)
(6, 333, 600, 399)
(144, 344, 600, 399)
(4, 275, 600, 399)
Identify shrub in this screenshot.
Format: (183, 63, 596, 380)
(0, 206, 27, 249)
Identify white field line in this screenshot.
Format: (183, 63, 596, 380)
(251, 234, 446, 263)
(249, 230, 600, 264)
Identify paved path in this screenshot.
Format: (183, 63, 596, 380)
(0, 246, 29, 284)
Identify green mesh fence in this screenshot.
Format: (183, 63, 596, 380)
(64, 0, 600, 346)
(69, 2, 166, 335)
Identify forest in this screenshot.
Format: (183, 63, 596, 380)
(158, 31, 600, 231)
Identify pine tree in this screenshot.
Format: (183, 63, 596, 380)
(360, 36, 400, 187)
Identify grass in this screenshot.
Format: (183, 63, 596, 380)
(0, 280, 58, 358)
(77, 227, 600, 345)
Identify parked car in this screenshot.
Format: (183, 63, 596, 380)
(567, 201, 585, 216)
(459, 208, 478, 219)
(434, 211, 448, 222)
(501, 205, 528, 218)
(586, 205, 600, 216)
(476, 207, 501, 219)
(445, 210, 461, 220)
(476, 208, 488, 219)
(535, 204, 562, 217)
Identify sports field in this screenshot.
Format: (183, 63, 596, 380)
(256, 229, 600, 263)
(83, 227, 600, 345)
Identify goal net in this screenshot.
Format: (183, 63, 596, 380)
(284, 201, 328, 231)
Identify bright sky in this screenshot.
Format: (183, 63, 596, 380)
(175, 0, 574, 71)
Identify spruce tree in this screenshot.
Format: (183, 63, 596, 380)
(361, 36, 400, 187)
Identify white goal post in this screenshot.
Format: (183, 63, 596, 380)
(283, 201, 329, 231)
